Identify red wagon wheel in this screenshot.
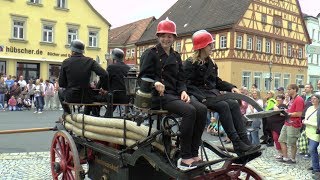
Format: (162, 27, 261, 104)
(225, 164, 262, 180)
(50, 130, 83, 180)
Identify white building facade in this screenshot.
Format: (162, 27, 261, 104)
(304, 14, 320, 91)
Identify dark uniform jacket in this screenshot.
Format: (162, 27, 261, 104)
(59, 54, 108, 103)
(183, 57, 235, 102)
(138, 43, 187, 106)
(107, 61, 131, 103)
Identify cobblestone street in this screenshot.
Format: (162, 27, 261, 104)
(0, 142, 313, 180)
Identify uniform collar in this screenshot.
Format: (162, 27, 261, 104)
(71, 53, 84, 57)
(156, 43, 174, 56)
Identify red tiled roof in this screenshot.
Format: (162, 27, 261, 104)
(109, 16, 155, 46)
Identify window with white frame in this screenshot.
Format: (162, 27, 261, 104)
(126, 49, 130, 57)
(13, 21, 25, 39)
(283, 74, 290, 89)
(296, 75, 304, 86)
(139, 46, 145, 58)
(298, 48, 303, 59)
(275, 42, 281, 55)
(264, 77, 271, 91)
(42, 25, 53, 42)
(57, 0, 66, 8)
(318, 31, 320, 42)
(256, 38, 262, 52)
(312, 29, 315, 41)
(247, 36, 253, 50)
(312, 54, 317, 64)
(211, 35, 216, 49)
(30, 0, 40, 3)
(266, 40, 271, 53)
(236, 35, 242, 49)
(254, 72, 262, 90)
(11, 14, 28, 40)
(175, 41, 181, 53)
(131, 49, 135, 57)
(220, 35, 227, 49)
(88, 31, 98, 47)
(287, 44, 292, 57)
(67, 28, 78, 44)
(274, 73, 281, 89)
(317, 55, 320, 65)
(242, 72, 251, 88)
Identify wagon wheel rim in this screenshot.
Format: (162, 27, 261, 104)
(50, 130, 82, 180)
(227, 164, 262, 180)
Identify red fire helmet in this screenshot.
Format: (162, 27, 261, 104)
(156, 17, 177, 36)
(192, 30, 214, 50)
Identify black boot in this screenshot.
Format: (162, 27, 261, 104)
(239, 133, 261, 150)
(231, 137, 256, 156)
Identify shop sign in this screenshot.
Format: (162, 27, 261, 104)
(0, 45, 70, 57)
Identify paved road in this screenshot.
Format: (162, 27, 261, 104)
(0, 110, 314, 179)
(0, 110, 58, 153)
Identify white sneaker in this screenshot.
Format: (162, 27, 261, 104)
(34, 111, 38, 113)
(176, 158, 197, 171)
(38, 111, 43, 114)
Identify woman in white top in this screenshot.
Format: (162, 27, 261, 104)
(303, 94, 320, 178)
(247, 89, 264, 145)
(33, 79, 44, 113)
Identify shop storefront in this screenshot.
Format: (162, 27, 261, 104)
(16, 62, 40, 81)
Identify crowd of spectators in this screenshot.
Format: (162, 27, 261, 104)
(0, 74, 61, 113)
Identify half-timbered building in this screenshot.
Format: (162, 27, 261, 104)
(136, 0, 310, 92)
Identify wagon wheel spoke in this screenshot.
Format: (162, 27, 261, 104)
(53, 148, 63, 159)
(60, 136, 66, 157)
(53, 171, 61, 179)
(67, 170, 75, 180)
(67, 151, 73, 164)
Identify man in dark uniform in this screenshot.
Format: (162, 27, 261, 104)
(58, 39, 108, 115)
(107, 48, 131, 106)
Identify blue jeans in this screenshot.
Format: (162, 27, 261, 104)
(309, 139, 320, 172)
(251, 118, 261, 145)
(0, 94, 5, 109)
(35, 96, 43, 112)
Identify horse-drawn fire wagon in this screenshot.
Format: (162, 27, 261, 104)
(1, 76, 284, 180)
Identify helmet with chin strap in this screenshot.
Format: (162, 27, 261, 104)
(192, 30, 214, 50)
(156, 17, 177, 36)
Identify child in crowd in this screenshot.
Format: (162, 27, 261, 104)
(23, 96, 32, 110)
(8, 95, 17, 111)
(16, 97, 23, 111)
(207, 114, 225, 137)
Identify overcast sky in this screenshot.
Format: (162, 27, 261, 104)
(88, 0, 320, 28)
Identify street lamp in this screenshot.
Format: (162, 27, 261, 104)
(268, 60, 273, 90)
